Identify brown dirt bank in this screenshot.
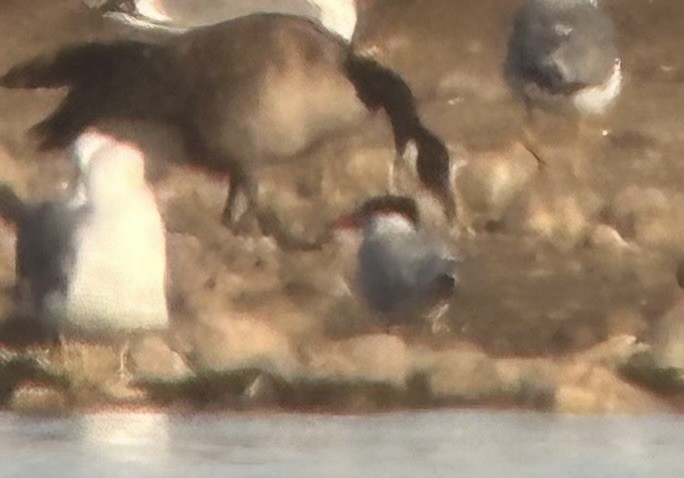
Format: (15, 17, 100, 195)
(0, 0, 683, 413)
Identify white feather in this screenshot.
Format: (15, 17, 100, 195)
(573, 59, 622, 116)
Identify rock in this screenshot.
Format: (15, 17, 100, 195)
(587, 224, 632, 252)
(10, 383, 68, 414)
(305, 334, 409, 386)
(579, 334, 649, 370)
(605, 308, 648, 339)
(56, 341, 120, 387)
(555, 364, 671, 414)
(456, 142, 538, 230)
(243, 373, 280, 406)
(102, 376, 147, 403)
(651, 298, 684, 370)
(609, 186, 684, 250)
(426, 347, 501, 402)
(165, 233, 222, 315)
(129, 336, 192, 381)
(517, 185, 603, 249)
(184, 314, 300, 378)
(494, 357, 557, 410)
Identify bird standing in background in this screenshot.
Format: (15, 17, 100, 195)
(87, 0, 359, 42)
(332, 195, 459, 334)
(505, 0, 622, 171)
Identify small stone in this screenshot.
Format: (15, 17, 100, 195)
(517, 185, 602, 249)
(306, 334, 409, 386)
(605, 308, 648, 338)
(580, 334, 649, 370)
(609, 186, 684, 249)
(555, 364, 670, 414)
(588, 224, 631, 251)
(10, 383, 68, 414)
(186, 315, 299, 378)
(102, 376, 147, 402)
(130, 336, 192, 380)
(427, 348, 501, 402)
(651, 298, 684, 370)
(676, 261, 684, 289)
(456, 142, 538, 230)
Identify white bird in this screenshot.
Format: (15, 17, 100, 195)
(332, 195, 459, 332)
(0, 129, 168, 359)
(60, 129, 168, 340)
(86, 0, 358, 42)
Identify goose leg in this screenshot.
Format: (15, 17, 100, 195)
(222, 161, 259, 233)
(117, 339, 131, 379)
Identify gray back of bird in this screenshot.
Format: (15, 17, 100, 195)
(16, 201, 83, 320)
(506, 0, 618, 96)
(357, 226, 457, 323)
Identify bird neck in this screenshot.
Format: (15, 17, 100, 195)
(135, 0, 171, 22)
(309, 0, 357, 40)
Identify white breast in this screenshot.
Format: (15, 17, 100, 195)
(572, 59, 622, 116)
(63, 191, 168, 336)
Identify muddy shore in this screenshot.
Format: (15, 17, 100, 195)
(0, 0, 683, 414)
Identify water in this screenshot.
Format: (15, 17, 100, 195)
(1, 410, 682, 477)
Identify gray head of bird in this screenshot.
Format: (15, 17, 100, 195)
(330, 195, 420, 237)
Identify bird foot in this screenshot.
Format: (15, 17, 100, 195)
(221, 207, 261, 236)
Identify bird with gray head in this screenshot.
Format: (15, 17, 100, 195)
(505, 0, 622, 168)
(1, 14, 454, 235)
(331, 195, 459, 333)
(0, 129, 168, 373)
(85, 0, 359, 42)
(506, 0, 621, 117)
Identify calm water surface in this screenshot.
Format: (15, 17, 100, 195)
(1, 410, 682, 477)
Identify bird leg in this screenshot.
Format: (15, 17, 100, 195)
(221, 161, 259, 233)
(390, 140, 419, 194)
(521, 102, 547, 169)
(117, 339, 131, 380)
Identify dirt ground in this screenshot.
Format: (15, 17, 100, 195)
(0, 0, 683, 413)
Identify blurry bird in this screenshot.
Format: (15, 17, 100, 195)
(0, 129, 168, 374)
(331, 195, 459, 333)
(1, 14, 454, 233)
(505, 0, 622, 168)
(86, 0, 358, 42)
